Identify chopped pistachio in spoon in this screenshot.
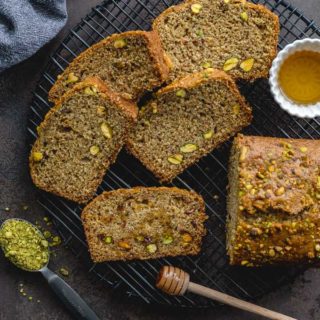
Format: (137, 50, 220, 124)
(0, 219, 49, 271)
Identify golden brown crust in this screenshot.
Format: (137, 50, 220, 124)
(48, 31, 169, 103)
(81, 187, 207, 262)
(228, 134, 320, 266)
(30, 77, 137, 204)
(146, 31, 170, 82)
(153, 0, 280, 81)
(126, 69, 252, 183)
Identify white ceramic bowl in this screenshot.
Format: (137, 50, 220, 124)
(269, 38, 320, 118)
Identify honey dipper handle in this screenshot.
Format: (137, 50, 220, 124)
(188, 282, 296, 320)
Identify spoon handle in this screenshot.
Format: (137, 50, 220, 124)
(41, 267, 100, 320)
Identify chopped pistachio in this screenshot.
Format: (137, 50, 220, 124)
(143, 119, 150, 126)
(100, 122, 112, 139)
(240, 58, 254, 72)
(114, 39, 127, 48)
(300, 146, 308, 153)
(59, 267, 69, 277)
(84, 87, 95, 95)
(66, 72, 79, 84)
(22, 205, 29, 211)
(195, 29, 204, 37)
(275, 187, 285, 196)
(268, 165, 275, 172)
(162, 235, 173, 245)
(168, 154, 183, 165)
(4, 207, 10, 212)
(5, 231, 12, 238)
(50, 236, 62, 247)
(224, 0, 230, 3)
(269, 249, 276, 257)
(90, 145, 100, 156)
(257, 172, 265, 179)
(223, 57, 239, 71)
(43, 231, 51, 238)
(28, 296, 33, 301)
(203, 130, 214, 139)
(146, 243, 157, 253)
(180, 143, 198, 153)
(232, 104, 240, 115)
(315, 244, 320, 252)
(201, 61, 212, 69)
(122, 92, 133, 100)
(241, 260, 249, 266)
(41, 240, 49, 248)
(104, 236, 113, 244)
(191, 3, 202, 14)
(135, 235, 145, 242)
(96, 106, 106, 117)
(32, 152, 43, 162)
(240, 11, 248, 22)
(239, 146, 248, 162)
(176, 89, 186, 98)
(151, 102, 158, 114)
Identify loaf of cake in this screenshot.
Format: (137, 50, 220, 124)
(153, 0, 279, 82)
(30, 77, 137, 204)
(227, 134, 320, 266)
(48, 31, 169, 103)
(127, 68, 252, 182)
(81, 187, 207, 262)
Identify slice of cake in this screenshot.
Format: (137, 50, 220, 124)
(30, 77, 137, 203)
(153, 0, 279, 82)
(227, 134, 320, 266)
(127, 69, 252, 182)
(48, 31, 169, 103)
(81, 187, 207, 262)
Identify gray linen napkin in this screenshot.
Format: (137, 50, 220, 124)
(0, 0, 67, 72)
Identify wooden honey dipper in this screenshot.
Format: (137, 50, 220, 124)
(156, 266, 297, 320)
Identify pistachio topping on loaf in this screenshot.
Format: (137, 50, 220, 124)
(81, 187, 207, 262)
(127, 69, 252, 182)
(30, 77, 137, 204)
(49, 31, 169, 103)
(227, 135, 320, 267)
(153, 0, 279, 81)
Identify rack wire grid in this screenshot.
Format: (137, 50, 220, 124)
(28, 0, 320, 308)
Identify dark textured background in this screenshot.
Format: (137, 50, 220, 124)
(0, 1, 319, 319)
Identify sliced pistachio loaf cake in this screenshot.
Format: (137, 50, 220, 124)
(153, 0, 279, 81)
(81, 187, 207, 262)
(30, 77, 137, 204)
(127, 69, 252, 182)
(48, 31, 169, 103)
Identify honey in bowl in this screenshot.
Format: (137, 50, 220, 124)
(279, 50, 320, 105)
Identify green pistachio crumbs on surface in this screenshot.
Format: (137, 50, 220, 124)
(0, 220, 49, 271)
(59, 267, 69, 277)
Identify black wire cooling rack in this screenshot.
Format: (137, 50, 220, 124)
(28, 0, 320, 308)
